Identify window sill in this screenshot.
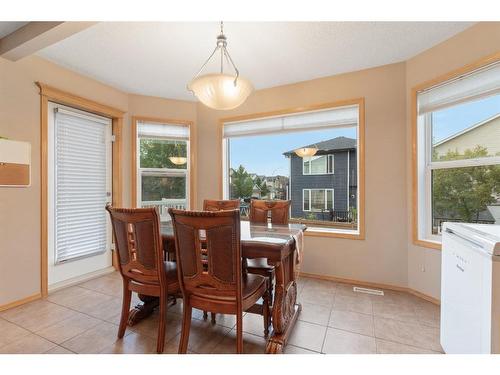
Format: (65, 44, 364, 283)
(413, 238, 442, 250)
(305, 227, 363, 240)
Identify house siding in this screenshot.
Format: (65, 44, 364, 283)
(289, 149, 357, 219)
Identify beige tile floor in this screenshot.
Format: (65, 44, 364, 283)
(0, 272, 443, 354)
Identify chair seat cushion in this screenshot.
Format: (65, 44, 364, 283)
(242, 274, 267, 310)
(246, 258, 274, 272)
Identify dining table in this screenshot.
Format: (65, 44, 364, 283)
(127, 220, 306, 354)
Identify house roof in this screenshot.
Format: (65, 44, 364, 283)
(283, 136, 356, 156)
(434, 113, 500, 148)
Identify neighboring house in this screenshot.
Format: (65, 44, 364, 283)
(265, 175, 289, 200)
(434, 114, 500, 157)
(432, 113, 500, 228)
(251, 175, 289, 199)
(283, 137, 357, 221)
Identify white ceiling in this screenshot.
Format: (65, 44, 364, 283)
(36, 22, 474, 101)
(0, 21, 28, 38)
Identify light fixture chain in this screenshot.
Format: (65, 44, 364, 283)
(223, 47, 240, 85)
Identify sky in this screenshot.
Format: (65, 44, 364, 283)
(432, 94, 500, 143)
(230, 94, 499, 177)
(230, 127, 357, 176)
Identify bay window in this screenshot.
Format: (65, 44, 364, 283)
(133, 119, 192, 221)
(221, 100, 364, 237)
(414, 60, 500, 246)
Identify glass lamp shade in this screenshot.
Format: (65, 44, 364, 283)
(169, 156, 187, 165)
(294, 147, 318, 158)
(188, 73, 253, 110)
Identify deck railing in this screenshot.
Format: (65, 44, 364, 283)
(141, 199, 187, 221)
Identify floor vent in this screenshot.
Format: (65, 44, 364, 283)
(353, 286, 384, 296)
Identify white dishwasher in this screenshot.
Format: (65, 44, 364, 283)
(441, 222, 500, 354)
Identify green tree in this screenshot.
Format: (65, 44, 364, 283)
(140, 139, 187, 169)
(140, 139, 187, 202)
(433, 146, 500, 222)
(230, 165, 254, 199)
(255, 177, 270, 198)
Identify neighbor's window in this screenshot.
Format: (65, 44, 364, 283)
(303, 154, 334, 175)
(415, 61, 500, 243)
(303, 189, 334, 212)
(222, 104, 361, 234)
(135, 121, 190, 221)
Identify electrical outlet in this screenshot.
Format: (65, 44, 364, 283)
(421, 265, 426, 272)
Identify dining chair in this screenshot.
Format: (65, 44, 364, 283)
(247, 199, 291, 306)
(203, 199, 240, 212)
(106, 205, 180, 353)
(202, 199, 241, 323)
(169, 208, 270, 354)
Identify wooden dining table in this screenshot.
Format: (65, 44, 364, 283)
(127, 220, 306, 354)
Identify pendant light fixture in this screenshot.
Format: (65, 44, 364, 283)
(188, 22, 253, 110)
(168, 142, 187, 165)
(168, 156, 187, 165)
(294, 146, 318, 158)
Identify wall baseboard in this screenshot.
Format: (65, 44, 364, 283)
(0, 293, 42, 312)
(48, 266, 116, 293)
(300, 272, 440, 305)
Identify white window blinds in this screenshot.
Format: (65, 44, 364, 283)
(418, 62, 500, 115)
(223, 105, 358, 138)
(138, 121, 189, 139)
(54, 108, 112, 263)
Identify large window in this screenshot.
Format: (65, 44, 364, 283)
(134, 120, 191, 221)
(414, 61, 500, 245)
(222, 102, 364, 236)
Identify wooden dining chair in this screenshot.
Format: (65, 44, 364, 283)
(247, 199, 291, 306)
(106, 205, 180, 353)
(169, 208, 270, 354)
(202, 199, 241, 323)
(203, 199, 240, 212)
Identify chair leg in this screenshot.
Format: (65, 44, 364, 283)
(211, 312, 216, 324)
(236, 312, 243, 354)
(157, 293, 167, 353)
(179, 300, 192, 354)
(203, 311, 208, 320)
(263, 289, 270, 337)
(118, 280, 132, 338)
(268, 273, 274, 306)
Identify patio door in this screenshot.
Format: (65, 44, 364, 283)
(47, 102, 113, 288)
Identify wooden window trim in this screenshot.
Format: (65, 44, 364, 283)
(411, 52, 500, 251)
(131, 116, 196, 210)
(37, 82, 125, 297)
(219, 98, 365, 240)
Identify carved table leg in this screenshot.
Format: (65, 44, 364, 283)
(127, 295, 159, 326)
(127, 294, 177, 326)
(265, 252, 302, 354)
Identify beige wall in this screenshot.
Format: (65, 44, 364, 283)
(0, 56, 196, 306)
(0, 56, 128, 305)
(2, 22, 500, 307)
(125, 94, 197, 208)
(196, 62, 410, 288)
(406, 22, 500, 299)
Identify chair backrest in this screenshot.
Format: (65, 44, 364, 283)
(169, 208, 242, 301)
(203, 199, 240, 212)
(249, 199, 291, 225)
(106, 205, 166, 286)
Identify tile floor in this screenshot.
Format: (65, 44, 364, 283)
(0, 272, 443, 354)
